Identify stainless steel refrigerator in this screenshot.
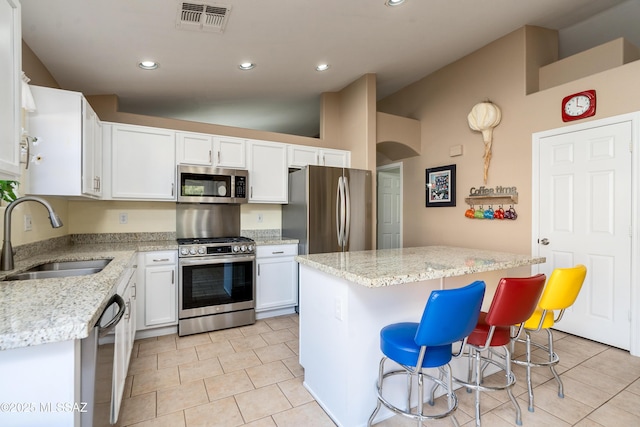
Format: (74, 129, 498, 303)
(282, 165, 372, 255)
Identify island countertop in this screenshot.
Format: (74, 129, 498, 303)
(295, 245, 545, 288)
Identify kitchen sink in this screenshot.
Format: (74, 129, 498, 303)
(2, 259, 112, 281)
(22, 259, 112, 272)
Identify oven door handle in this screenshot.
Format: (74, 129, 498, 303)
(179, 255, 256, 266)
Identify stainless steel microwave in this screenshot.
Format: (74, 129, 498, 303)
(177, 165, 248, 203)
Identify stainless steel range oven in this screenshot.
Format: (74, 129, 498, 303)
(178, 237, 256, 336)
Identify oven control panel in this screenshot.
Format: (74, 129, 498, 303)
(179, 243, 255, 257)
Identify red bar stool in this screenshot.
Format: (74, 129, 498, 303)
(453, 274, 546, 426)
(511, 265, 587, 412)
(367, 280, 486, 427)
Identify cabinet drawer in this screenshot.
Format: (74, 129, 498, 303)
(143, 251, 177, 265)
(256, 244, 298, 258)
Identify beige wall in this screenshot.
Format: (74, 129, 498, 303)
(377, 26, 640, 254)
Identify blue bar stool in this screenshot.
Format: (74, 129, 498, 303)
(367, 280, 486, 426)
(453, 274, 546, 426)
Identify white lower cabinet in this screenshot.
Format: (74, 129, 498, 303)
(112, 262, 136, 423)
(136, 251, 178, 335)
(255, 244, 298, 319)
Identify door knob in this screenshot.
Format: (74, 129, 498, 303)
(539, 238, 550, 245)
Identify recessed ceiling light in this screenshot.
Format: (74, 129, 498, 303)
(238, 62, 255, 70)
(138, 61, 159, 70)
(385, 0, 406, 6)
(316, 64, 330, 72)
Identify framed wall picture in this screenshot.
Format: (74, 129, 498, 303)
(425, 164, 456, 207)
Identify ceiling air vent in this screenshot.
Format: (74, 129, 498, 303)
(176, 2, 231, 33)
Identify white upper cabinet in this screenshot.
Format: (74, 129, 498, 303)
(320, 148, 350, 168)
(0, 0, 22, 179)
(287, 145, 319, 168)
(27, 86, 102, 198)
(213, 136, 246, 169)
(176, 131, 213, 166)
(247, 140, 288, 203)
(177, 133, 247, 169)
(82, 102, 102, 197)
(287, 145, 350, 168)
(109, 123, 176, 200)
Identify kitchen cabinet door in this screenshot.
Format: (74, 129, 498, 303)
(0, 0, 21, 180)
(138, 251, 177, 329)
(177, 131, 214, 165)
(288, 145, 319, 168)
(287, 145, 351, 169)
(82, 101, 102, 197)
(28, 86, 103, 198)
(213, 135, 246, 169)
(256, 244, 298, 318)
(113, 265, 136, 423)
(110, 124, 176, 200)
(247, 140, 288, 203)
(319, 148, 350, 168)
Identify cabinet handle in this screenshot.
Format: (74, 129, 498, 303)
(171, 183, 175, 196)
(172, 270, 175, 284)
(218, 151, 221, 163)
(258, 264, 260, 276)
(132, 282, 136, 299)
(152, 258, 170, 262)
(209, 150, 212, 164)
(125, 301, 131, 320)
(251, 186, 253, 198)
(272, 251, 284, 254)
(322, 155, 325, 165)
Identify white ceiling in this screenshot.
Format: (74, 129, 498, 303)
(20, 0, 640, 138)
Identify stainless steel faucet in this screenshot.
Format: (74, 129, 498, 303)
(1, 196, 64, 271)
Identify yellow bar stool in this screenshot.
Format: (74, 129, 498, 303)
(511, 264, 587, 412)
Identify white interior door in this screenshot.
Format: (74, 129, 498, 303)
(536, 121, 632, 350)
(377, 165, 402, 249)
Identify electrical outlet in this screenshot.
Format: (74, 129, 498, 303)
(24, 214, 32, 231)
(119, 212, 128, 224)
(257, 213, 264, 223)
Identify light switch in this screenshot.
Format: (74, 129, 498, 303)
(119, 213, 128, 224)
(24, 214, 32, 231)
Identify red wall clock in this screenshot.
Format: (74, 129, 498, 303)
(561, 90, 596, 122)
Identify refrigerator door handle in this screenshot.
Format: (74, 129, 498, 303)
(336, 176, 344, 246)
(344, 176, 351, 247)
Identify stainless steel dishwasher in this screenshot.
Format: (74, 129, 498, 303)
(81, 293, 126, 427)
(80, 257, 137, 426)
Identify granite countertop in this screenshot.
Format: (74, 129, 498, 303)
(253, 236, 299, 246)
(296, 246, 545, 288)
(0, 240, 177, 351)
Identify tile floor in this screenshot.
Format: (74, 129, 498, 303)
(112, 314, 640, 427)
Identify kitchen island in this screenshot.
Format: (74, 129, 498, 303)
(296, 246, 545, 427)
